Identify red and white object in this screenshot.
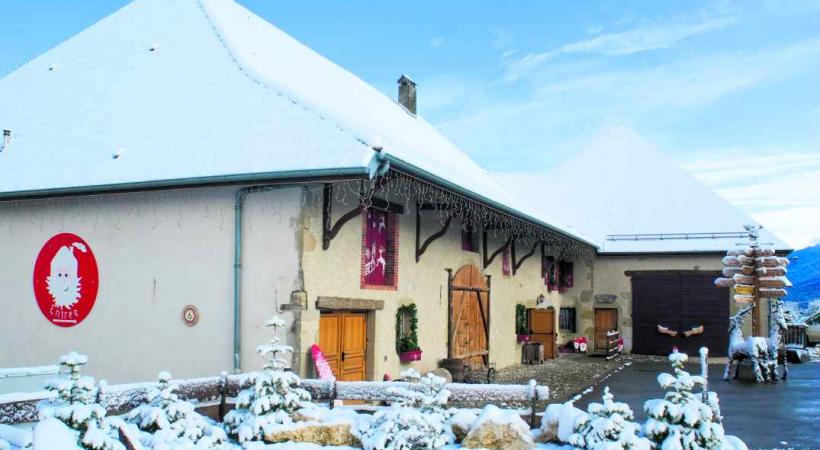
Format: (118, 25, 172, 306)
(310, 344, 336, 381)
(32, 233, 99, 327)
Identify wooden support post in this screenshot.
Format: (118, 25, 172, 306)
(446, 268, 454, 359)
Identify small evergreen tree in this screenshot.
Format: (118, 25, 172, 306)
(357, 373, 453, 450)
(38, 352, 124, 450)
(125, 371, 228, 449)
(643, 350, 741, 450)
(223, 316, 312, 442)
(568, 387, 651, 450)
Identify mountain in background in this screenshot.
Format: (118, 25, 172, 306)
(785, 244, 820, 306)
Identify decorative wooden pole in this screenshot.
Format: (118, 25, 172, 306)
(715, 225, 790, 337)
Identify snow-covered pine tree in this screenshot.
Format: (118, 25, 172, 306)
(38, 352, 124, 450)
(223, 316, 312, 442)
(125, 371, 229, 449)
(643, 350, 744, 450)
(568, 387, 651, 450)
(357, 373, 453, 450)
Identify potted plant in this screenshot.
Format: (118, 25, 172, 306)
(516, 304, 530, 343)
(396, 303, 422, 362)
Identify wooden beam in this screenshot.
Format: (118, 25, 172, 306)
(370, 196, 405, 214)
(483, 230, 512, 269)
(416, 214, 453, 262)
(322, 183, 362, 250)
(512, 240, 539, 275)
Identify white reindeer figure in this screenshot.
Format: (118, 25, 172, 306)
(765, 300, 788, 381)
(725, 304, 768, 383)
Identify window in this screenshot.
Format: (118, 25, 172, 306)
(461, 227, 479, 252)
(361, 210, 399, 289)
(559, 307, 577, 333)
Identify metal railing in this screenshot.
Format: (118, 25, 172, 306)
(606, 232, 748, 242)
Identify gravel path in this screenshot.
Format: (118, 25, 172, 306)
(494, 353, 667, 404)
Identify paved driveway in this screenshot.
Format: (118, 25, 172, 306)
(574, 359, 820, 450)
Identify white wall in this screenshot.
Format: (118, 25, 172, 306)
(0, 186, 303, 384)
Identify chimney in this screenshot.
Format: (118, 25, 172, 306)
(397, 74, 417, 115)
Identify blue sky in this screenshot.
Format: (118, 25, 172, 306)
(2, 1, 819, 248)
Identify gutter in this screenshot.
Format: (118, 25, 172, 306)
(375, 152, 599, 249)
(0, 167, 369, 201)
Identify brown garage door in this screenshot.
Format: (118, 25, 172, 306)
(632, 272, 729, 356)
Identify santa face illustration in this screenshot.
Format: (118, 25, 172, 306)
(46, 245, 82, 308)
(33, 234, 98, 327)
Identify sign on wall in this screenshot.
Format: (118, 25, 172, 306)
(32, 233, 99, 327)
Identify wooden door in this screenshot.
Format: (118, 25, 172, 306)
(632, 272, 728, 356)
(594, 309, 618, 351)
(319, 311, 367, 381)
(449, 264, 490, 366)
(529, 308, 555, 359)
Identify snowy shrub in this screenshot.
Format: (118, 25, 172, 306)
(357, 373, 453, 450)
(38, 352, 124, 450)
(643, 350, 746, 450)
(568, 387, 651, 450)
(223, 316, 313, 443)
(125, 371, 229, 449)
(538, 401, 587, 444)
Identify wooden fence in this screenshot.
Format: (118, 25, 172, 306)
(0, 373, 549, 426)
(606, 330, 622, 360)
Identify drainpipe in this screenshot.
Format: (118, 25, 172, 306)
(233, 185, 286, 373)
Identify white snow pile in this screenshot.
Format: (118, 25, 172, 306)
(35, 352, 124, 450)
(123, 371, 229, 449)
(538, 401, 587, 444)
(568, 387, 651, 450)
(643, 350, 746, 450)
(355, 372, 453, 450)
(223, 316, 314, 443)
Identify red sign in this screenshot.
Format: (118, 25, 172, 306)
(32, 233, 99, 327)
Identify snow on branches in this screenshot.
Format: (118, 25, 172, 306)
(223, 316, 312, 443)
(568, 387, 651, 450)
(643, 350, 745, 450)
(356, 373, 453, 450)
(124, 371, 229, 449)
(37, 352, 124, 450)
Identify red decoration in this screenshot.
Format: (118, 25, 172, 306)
(502, 245, 512, 276)
(399, 349, 423, 363)
(310, 344, 336, 381)
(363, 210, 388, 286)
(32, 233, 99, 327)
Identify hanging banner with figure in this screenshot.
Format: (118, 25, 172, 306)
(363, 210, 388, 286)
(32, 233, 99, 327)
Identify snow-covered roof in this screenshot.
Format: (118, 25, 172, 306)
(0, 0, 598, 242)
(495, 126, 790, 254)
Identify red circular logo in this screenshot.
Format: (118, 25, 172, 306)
(32, 233, 99, 327)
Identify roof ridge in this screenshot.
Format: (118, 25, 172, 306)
(194, 0, 359, 145)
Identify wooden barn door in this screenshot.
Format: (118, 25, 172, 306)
(319, 311, 367, 381)
(529, 308, 556, 359)
(631, 271, 728, 356)
(449, 264, 490, 366)
(594, 309, 618, 351)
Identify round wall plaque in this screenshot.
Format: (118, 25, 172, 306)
(182, 305, 199, 326)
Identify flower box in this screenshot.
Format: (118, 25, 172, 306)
(399, 349, 422, 363)
(516, 334, 531, 343)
